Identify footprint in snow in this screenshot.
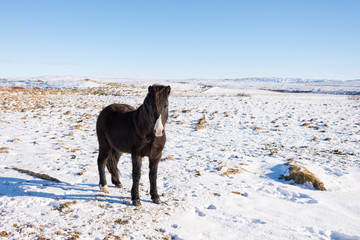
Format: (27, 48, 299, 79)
(251, 219, 266, 224)
(195, 207, 206, 217)
(259, 185, 318, 204)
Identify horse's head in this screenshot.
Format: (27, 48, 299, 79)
(145, 85, 171, 137)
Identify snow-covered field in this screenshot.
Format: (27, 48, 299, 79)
(0, 77, 359, 239)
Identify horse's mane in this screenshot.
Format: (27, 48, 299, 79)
(134, 103, 152, 139)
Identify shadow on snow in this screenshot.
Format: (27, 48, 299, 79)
(0, 177, 148, 206)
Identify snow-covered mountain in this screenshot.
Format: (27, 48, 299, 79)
(1, 76, 359, 95)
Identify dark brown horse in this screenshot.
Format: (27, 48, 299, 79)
(96, 84, 170, 206)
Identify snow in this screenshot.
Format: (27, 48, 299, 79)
(0, 76, 359, 239)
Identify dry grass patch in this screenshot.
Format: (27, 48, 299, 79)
(57, 146, 70, 150)
(312, 136, 320, 141)
(71, 148, 82, 152)
(9, 138, 22, 142)
(164, 156, 175, 161)
(170, 120, 185, 125)
(0, 147, 10, 153)
(195, 115, 207, 131)
(73, 124, 82, 130)
(195, 170, 202, 177)
(0, 231, 10, 237)
(253, 125, 261, 130)
(77, 168, 87, 176)
(216, 165, 225, 172)
(220, 167, 240, 176)
(82, 113, 93, 119)
(269, 151, 278, 156)
(55, 200, 78, 213)
(236, 93, 251, 97)
(195, 124, 205, 131)
(8, 167, 61, 183)
(280, 160, 325, 191)
(217, 164, 248, 176)
(114, 219, 130, 225)
(231, 191, 248, 196)
(171, 113, 179, 118)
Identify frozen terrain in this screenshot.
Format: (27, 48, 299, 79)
(0, 77, 359, 239)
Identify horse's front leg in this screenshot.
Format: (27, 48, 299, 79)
(149, 157, 161, 204)
(131, 154, 142, 206)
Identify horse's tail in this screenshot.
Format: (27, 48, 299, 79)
(106, 150, 119, 177)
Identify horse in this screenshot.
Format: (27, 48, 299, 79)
(96, 84, 171, 206)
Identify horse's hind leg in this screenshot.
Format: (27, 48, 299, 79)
(107, 150, 123, 188)
(97, 146, 111, 193)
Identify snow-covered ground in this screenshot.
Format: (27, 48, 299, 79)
(0, 77, 359, 239)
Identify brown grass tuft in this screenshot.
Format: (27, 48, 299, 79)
(0, 147, 10, 153)
(164, 156, 175, 161)
(253, 125, 261, 130)
(71, 148, 82, 152)
(195, 115, 207, 131)
(312, 136, 320, 141)
(73, 124, 82, 130)
(114, 219, 130, 225)
(216, 165, 225, 171)
(195, 170, 202, 177)
(236, 93, 251, 97)
(281, 161, 325, 191)
(77, 168, 87, 176)
(56, 200, 78, 213)
(220, 167, 240, 176)
(198, 115, 207, 125)
(0, 231, 10, 237)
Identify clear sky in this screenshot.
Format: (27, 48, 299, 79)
(0, 0, 359, 80)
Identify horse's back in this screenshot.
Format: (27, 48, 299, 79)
(105, 103, 135, 114)
(98, 104, 134, 120)
(97, 103, 135, 136)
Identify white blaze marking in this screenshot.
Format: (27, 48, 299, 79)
(154, 114, 164, 137)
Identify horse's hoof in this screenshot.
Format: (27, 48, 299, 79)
(132, 199, 141, 206)
(152, 197, 161, 204)
(115, 183, 122, 188)
(99, 184, 110, 193)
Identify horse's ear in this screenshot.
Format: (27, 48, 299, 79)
(148, 85, 154, 93)
(165, 86, 171, 95)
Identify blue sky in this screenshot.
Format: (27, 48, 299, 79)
(0, 0, 359, 79)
